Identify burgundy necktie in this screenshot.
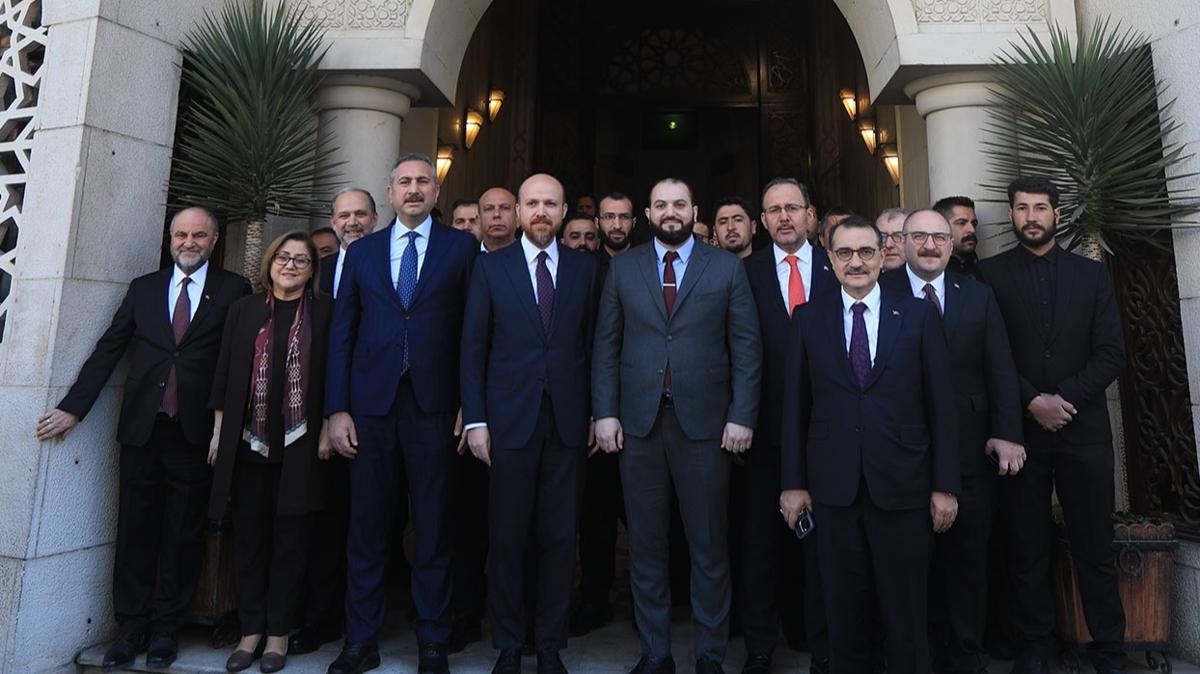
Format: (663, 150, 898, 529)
(161, 277, 191, 417)
(536, 251, 554, 334)
(662, 251, 679, 389)
(849, 302, 871, 389)
(923, 282, 943, 316)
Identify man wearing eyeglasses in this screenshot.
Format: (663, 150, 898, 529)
(740, 178, 838, 674)
(880, 209, 1025, 674)
(780, 214, 957, 674)
(874, 207, 908, 271)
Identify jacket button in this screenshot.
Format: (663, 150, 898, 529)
(658, 369, 664, 375)
(854, 426, 861, 432)
(1044, 350, 1051, 358)
(173, 351, 180, 357)
(158, 381, 166, 388)
(667, 335, 673, 341)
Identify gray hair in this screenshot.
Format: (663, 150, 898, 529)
(169, 206, 220, 234)
(876, 207, 908, 225)
(330, 187, 377, 216)
(760, 177, 813, 209)
(389, 152, 437, 185)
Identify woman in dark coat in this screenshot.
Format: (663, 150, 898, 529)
(208, 231, 333, 673)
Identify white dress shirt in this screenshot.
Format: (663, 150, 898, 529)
(841, 283, 881, 362)
(521, 236, 559, 303)
(167, 261, 207, 322)
(389, 216, 433, 286)
(905, 265, 945, 305)
(332, 248, 347, 299)
(653, 235, 695, 287)
(773, 241, 813, 306)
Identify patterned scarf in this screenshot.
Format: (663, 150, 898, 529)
(244, 292, 311, 457)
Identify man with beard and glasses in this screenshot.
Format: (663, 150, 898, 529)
(36, 208, 251, 670)
(596, 192, 637, 274)
(479, 187, 520, 253)
(462, 173, 598, 674)
(693, 221, 713, 245)
(594, 177, 761, 674)
(934, 196, 980, 280)
(874, 207, 908, 272)
(451, 198, 482, 240)
(713, 196, 758, 259)
(880, 209, 1025, 674)
(977, 176, 1126, 674)
(780, 215, 957, 674)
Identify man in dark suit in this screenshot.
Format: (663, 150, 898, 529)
(977, 176, 1126, 674)
(461, 173, 597, 674)
(780, 215, 958, 674)
(35, 207, 250, 670)
(880, 209, 1026, 674)
(739, 178, 836, 674)
(325, 153, 479, 674)
(593, 177, 761, 674)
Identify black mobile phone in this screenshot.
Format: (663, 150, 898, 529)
(793, 508, 815, 540)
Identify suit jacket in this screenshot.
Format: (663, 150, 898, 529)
(326, 221, 478, 418)
(460, 243, 598, 449)
(781, 284, 958, 510)
(881, 268, 1023, 476)
(744, 245, 838, 447)
(592, 241, 762, 440)
(207, 292, 333, 519)
(319, 250, 339, 298)
(977, 246, 1124, 447)
(58, 265, 252, 447)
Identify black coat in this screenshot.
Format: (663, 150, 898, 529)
(207, 292, 333, 519)
(58, 265, 251, 447)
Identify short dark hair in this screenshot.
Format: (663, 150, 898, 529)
(311, 226, 337, 239)
(599, 191, 634, 209)
(575, 194, 596, 204)
(828, 214, 883, 250)
(760, 177, 813, 209)
(564, 211, 595, 225)
(712, 195, 755, 221)
(259, 230, 322, 298)
(819, 206, 855, 234)
(451, 198, 479, 213)
(330, 187, 377, 216)
(1007, 175, 1060, 209)
(931, 195, 975, 222)
(649, 177, 695, 205)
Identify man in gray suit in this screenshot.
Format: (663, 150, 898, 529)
(594, 177, 762, 674)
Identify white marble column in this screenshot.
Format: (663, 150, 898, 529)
(904, 70, 1010, 256)
(315, 75, 421, 225)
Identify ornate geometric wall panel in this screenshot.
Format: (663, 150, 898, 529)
(913, 0, 979, 24)
(0, 0, 46, 345)
(299, 0, 413, 29)
(598, 27, 752, 97)
(914, 0, 1049, 24)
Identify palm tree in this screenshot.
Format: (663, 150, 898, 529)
(984, 19, 1198, 260)
(169, 0, 341, 282)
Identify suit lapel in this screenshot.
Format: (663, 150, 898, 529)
(180, 270, 218, 343)
(825, 295, 856, 387)
(672, 243, 710, 314)
(864, 290, 901, 390)
(500, 246, 546, 343)
(941, 275, 963, 340)
(156, 268, 176, 346)
(411, 223, 449, 308)
(810, 247, 835, 299)
(637, 246, 669, 321)
(756, 255, 789, 322)
(547, 250, 575, 340)
(377, 224, 407, 312)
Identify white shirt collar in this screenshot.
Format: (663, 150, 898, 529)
(904, 264, 945, 300)
(393, 215, 432, 242)
(654, 234, 696, 264)
(841, 282, 881, 316)
(773, 240, 812, 267)
(521, 235, 559, 266)
(171, 260, 208, 289)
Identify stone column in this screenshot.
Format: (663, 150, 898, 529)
(315, 75, 421, 225)
(904, 70, 1009, 256)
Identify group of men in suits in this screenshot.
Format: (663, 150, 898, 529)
(37, 155, 1127, 674)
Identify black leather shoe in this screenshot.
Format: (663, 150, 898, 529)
(145, 633, 179, 668)
(630, 655, 677, 674)
(569, 601, 614, 637)
(809, 657, 830, 674)
(492, 648, 522, 674)
(696, 656, 725, 674)
(102, 629, 149, 671)
(538, 649, 567, 674)
(290, 624, 342, 655)
(327, 640, 380, 674)
(448, 619, 483, 655)
(418, 642, 450, 674)
(741, 653, 771, 674)
(1010, 655, 1050, 674)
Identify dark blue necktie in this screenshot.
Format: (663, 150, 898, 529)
(536, 251, 554, 334)
(396, 230, 419, 374)
(849, 302, 871, 388)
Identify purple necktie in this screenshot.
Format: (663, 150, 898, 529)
(849, 301, 871, 388)
(536, 250, 554, 334)
(162, 277, 191, 417)
(923, 282, 943, 316)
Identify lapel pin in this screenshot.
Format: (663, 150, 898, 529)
(204, 295, 211, 301)
(953, 283, 960, 289)
(892, 309, 901, 316)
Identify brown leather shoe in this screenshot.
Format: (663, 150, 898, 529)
(226, 649, 258, 672)
(259, 651, 287, 673)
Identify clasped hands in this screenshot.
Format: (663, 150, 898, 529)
(1028, 392, 1075, 432)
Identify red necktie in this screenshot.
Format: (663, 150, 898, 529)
(161, 277, 191, 417)
(786, 254, 806, 315)
(662, 251, 679, 389)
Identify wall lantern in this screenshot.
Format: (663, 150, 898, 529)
(858, 117, 877, 155)
(881, 143, 900, 185)
(436, 144, 456, 183)
(464, 109, 484, 149)
(840, 89, 857, 119)
(488, 89, 505, 121)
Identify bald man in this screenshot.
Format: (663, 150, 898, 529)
(479, 187, 519, 252)
(461, 174, 598, 674)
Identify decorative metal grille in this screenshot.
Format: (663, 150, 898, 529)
(0, 0, 46, 344)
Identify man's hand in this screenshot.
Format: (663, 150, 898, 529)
(595, 417, 624, 454)
(985, 437, 1026, 475)
(467, 427, 492, 466)
(318, 420, 333, 460)
(1028, 393, 1076, 432)
(721, 422, 753, 454)
(780, 489, 813, 529)
(207, 430, 220, 466)
(329, 411, 359, 459)
(587, 421, 598, 457)
(35, 409, 79, 442)
(454, 409, 466, 454)
(930, 491, 958, 533)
